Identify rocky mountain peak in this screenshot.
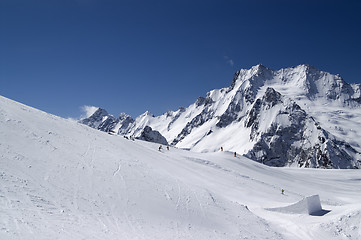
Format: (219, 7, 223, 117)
(137, 126, 168, 145)
(141, 111, 154, 117)
(119, 112, 133, 120)
(89, 108, 109, 119)
(264, 87, 282, 108)
(80, 108, 113, 129)
(79, 64, 361, 169)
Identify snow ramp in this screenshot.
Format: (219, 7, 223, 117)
(266, 195, 328, 215)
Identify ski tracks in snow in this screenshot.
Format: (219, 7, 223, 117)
(80, 138, 96, 169)
(112, 161, 121, 177)
(192, 190, 206, 219)
(185, 156, 304, 199)
(175, 179, 182, 210)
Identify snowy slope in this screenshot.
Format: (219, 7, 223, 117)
(80, 64, 361, 168)
(1, 95, 361, 239)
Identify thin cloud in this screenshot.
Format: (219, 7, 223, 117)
(66, 105, 98, 122)
(224, 56, 234, 67)
(81, 105, 99, 118)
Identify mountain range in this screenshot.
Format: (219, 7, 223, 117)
(1, 68, 361, 239)
(80, 64, 361, 169)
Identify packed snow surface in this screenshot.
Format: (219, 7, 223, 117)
(1, 95, 361, 239)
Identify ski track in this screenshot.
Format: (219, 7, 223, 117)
(112, 161, 121, 177)
(176, 179, 182, 211)
(192, 190, 205, 219)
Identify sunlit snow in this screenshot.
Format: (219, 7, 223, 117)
(1, 95, 361, 239)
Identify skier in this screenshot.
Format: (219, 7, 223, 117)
(167, 146, 169, 151)
(159, 145, 162, 151)
(234, 152, 237, 157)
(281, 189, 285, 195)
(220, 147, 223, 151)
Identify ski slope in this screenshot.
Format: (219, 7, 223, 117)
(1, 95, 360, 239)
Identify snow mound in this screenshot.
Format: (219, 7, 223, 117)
(266, 195, 325, 215)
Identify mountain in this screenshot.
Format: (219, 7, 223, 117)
(80, 64, 361, 169)
(137, 126, 168, 145)
(2, 94, 361, 240)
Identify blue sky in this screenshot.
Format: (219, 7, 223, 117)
(1, 0, 361, 118)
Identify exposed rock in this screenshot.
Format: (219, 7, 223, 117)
(137, 126, 168, 145)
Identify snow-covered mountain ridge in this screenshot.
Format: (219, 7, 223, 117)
(80, 64, 361, 169)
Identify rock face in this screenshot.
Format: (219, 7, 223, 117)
(79, 64, 361, 169)
(137, 126, 168, 145)
(244, 87, 358, 168)
(117, 113, 135, 135)
(79, 108, 118, 133)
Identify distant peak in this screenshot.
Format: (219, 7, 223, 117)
(91, 108, 109, 117)
(119, 112, 133, 120)
(252, 64, 271, 72)
(255, 63, 266, 69)
(229, 64, 272, 91)
(249, 64, 274, 77)
(294, 64, 320, 73)
(141, 110, 154, 117)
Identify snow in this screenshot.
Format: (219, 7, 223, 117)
(1, 95, 361, 239)
(267, 195, 323, 215)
